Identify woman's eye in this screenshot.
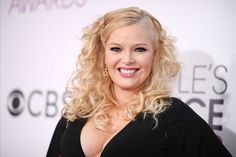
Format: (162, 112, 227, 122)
(110, 47, 121, 52)
(135, 47, 147, 53)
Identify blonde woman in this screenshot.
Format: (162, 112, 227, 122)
(47, 7, 231, 157)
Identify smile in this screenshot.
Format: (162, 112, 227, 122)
(118, 67, 139, 75)
(120, 69, 137, 74)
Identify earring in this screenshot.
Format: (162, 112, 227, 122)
(103, 66, 108, 76)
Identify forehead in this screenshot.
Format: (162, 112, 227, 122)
(106, 24, 154, 45)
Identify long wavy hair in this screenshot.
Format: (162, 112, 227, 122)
(62, 7, 180, 130)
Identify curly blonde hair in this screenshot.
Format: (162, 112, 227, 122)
(62, 7, 180, 130)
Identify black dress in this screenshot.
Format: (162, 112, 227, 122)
(46, 97, 232, 157)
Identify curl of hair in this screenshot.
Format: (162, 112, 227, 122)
(62, 7, 180, 130)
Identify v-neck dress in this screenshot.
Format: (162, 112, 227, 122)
(46, 97, 232, 157)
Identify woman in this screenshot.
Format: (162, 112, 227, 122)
(46, 7, 232, 157)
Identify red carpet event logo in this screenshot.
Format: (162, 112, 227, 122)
(8, 0, 87, 13)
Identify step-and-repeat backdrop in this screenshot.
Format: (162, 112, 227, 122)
(1, 0, 235, 156)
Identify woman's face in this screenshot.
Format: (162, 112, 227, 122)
(105, 23, 155, 94)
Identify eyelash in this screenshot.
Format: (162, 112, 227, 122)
(110, 47, 121, 52)
(135, 47, 147, 53)
(110, 47, 147, 53)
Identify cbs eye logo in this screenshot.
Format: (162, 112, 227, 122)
(7, 88, 64, 117)
(7, 89, 25, 116)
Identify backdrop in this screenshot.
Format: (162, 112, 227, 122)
(1, 0, 236, 156)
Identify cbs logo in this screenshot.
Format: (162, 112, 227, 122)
(7, 89, 65, 117)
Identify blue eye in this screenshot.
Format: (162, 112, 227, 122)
(135, 47, 147, 53)
(110, 47, 121, 52)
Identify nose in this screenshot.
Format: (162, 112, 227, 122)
(121, 51, 134, 64)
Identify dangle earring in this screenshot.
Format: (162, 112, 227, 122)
(103, 66, 108, 76)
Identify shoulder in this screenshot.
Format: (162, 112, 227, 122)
(160, 97, 213, 137)
(164, 97, 204, 122)
(51, 116, 83, 137)
(58, 116, 68, 127)
(46, 117, 68, 157)
(50, 116, 68, 134)
(160, 97, 232, 156)
(168, 97, 193, 112)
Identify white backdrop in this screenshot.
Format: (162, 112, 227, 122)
(1, 0, 236, 156)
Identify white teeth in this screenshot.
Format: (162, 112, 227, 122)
(120, 69, 137, 74)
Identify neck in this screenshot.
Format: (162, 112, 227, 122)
(113, 87, 138, 105)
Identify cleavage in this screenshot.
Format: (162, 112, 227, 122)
(80, 116, 132, 157)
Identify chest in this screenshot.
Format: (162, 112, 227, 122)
(80, 117, 131, 157)
(60, 115, 168, 157)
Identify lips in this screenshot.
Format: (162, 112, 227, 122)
(117, 67, 139, 76)
(121, 68, 137, 74)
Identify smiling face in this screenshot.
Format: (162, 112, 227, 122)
(104, 23, 155, 95)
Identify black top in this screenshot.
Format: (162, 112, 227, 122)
(46, 97, 232, 157)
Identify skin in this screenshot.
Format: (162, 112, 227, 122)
(105, 23, 155, 103)
(81, 23, 155, 157)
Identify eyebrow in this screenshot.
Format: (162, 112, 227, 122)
(107, 42, 149, 47)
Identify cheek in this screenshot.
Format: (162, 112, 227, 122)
(105, 53, 118, 67)
(144, 63, 153, 75)
(141, 55, 154, 71)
